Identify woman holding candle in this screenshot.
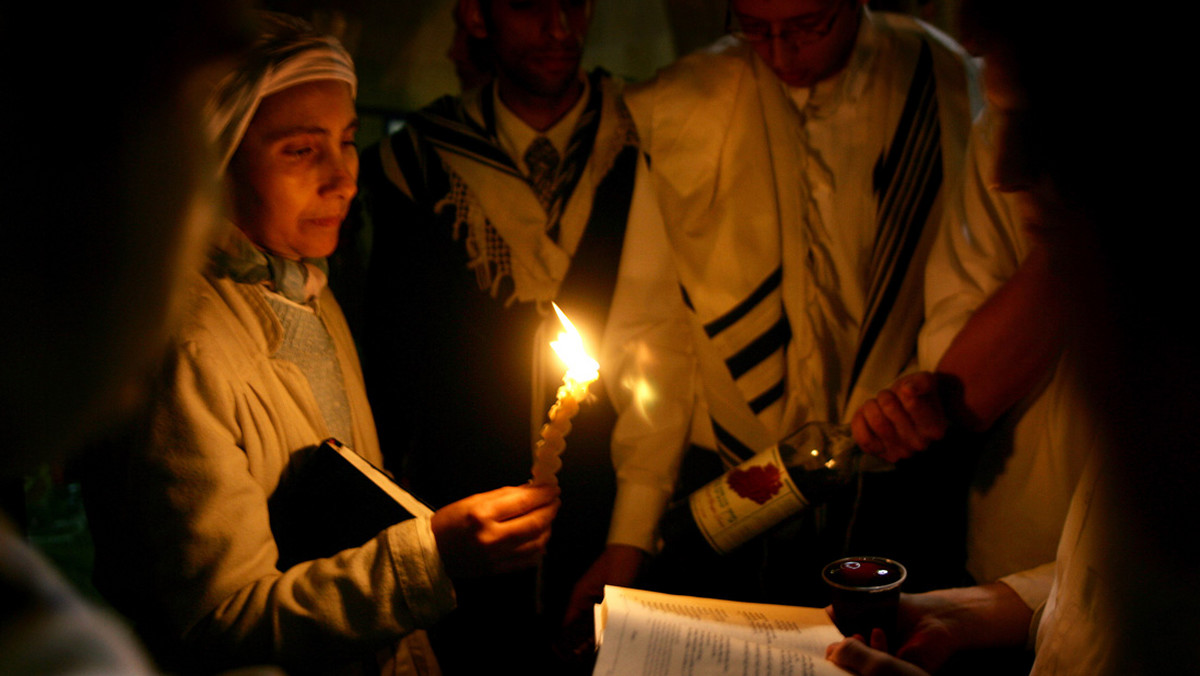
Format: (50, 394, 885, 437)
(84, 12, 559, 676)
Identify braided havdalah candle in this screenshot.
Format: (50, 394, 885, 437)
(530, 303, 599, 487)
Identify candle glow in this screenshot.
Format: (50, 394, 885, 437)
(530, 303, 599, 486)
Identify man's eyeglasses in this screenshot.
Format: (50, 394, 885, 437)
(726, 0, 849, 46)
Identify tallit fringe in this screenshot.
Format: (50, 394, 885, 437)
(434, 169, 519, 307)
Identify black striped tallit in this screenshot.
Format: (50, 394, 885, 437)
(705, 40, 943, 462)
(850, 40, 942, 394)
(701, 264, 791, 463)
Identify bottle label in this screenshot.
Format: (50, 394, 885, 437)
(688, 446, 809, 555)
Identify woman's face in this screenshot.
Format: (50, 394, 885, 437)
(226, 79, 359, 260)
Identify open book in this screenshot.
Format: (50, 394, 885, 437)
(593, 586, 851, 675)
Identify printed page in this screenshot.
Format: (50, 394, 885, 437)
(594, 586, 851, 676)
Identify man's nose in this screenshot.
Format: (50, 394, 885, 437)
(991, 141, 1037, 194)
(988, 114, 1045, 194)
(767, 35, 799, 76)
(545, 1, 572, 40)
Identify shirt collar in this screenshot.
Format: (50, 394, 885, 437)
(493, 73, 590, 174)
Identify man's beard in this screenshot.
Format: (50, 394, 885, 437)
(500, 44, 583, 101)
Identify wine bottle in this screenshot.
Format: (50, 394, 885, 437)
(658, 421, 884, 556)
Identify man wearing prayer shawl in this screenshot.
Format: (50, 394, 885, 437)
(84, 13, 560, 676)
(347, 0, 694, 671)
(569, 0, 981, 614)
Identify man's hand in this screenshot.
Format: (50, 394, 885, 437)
(888, 593, 969, 672)
(430, 484, 560, 580)
(553, 544, 647, 661)
(892, 583, 1033, 672)
(829, 582, 1033, 674)
(563, 544, 647, 627)
(826, 630, 931, 676)
(851, 372, 948, 463)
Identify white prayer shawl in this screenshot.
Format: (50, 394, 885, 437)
(626, 10, 978, 463)
(377, 73, 639, 447)
(379, 77, 635, 310)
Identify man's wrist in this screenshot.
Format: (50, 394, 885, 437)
(944, 582, 1035, 651)
(608, 482, 673, 552)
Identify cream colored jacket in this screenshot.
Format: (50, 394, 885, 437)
(89, 264, 454, 675)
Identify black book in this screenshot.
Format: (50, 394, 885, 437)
(269, 438, 433, 571)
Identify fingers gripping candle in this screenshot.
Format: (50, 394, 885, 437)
(530, 303, 599, 487)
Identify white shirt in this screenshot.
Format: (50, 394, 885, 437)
(493, 75, 589, 176)
(491, 74, 591, 263)
(920, 112, 1095, 583)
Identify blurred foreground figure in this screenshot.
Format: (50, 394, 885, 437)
(84, 13, 558, 675)
(826, 1, 1199, 674)
(0, 2, 248, 673)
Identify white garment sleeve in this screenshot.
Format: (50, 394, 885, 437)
(998, 560, 1056, 650)
(918, 114, 1027, 370)
(999, 561, 1057, 612)
(601, 156, 696, 552)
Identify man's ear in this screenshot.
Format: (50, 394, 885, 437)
(460, 0, 488, 40)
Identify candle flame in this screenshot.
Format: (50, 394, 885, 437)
(550, 302, 599, 384)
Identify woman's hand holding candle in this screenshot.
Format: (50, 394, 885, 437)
(431, 484, 561, 578)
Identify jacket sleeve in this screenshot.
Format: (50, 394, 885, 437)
(123, 326, 455, 672)
(918, 114, 1026, 371)
(601, 156, 697, 553)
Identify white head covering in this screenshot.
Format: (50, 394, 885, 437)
(206, 11, 357, 172)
